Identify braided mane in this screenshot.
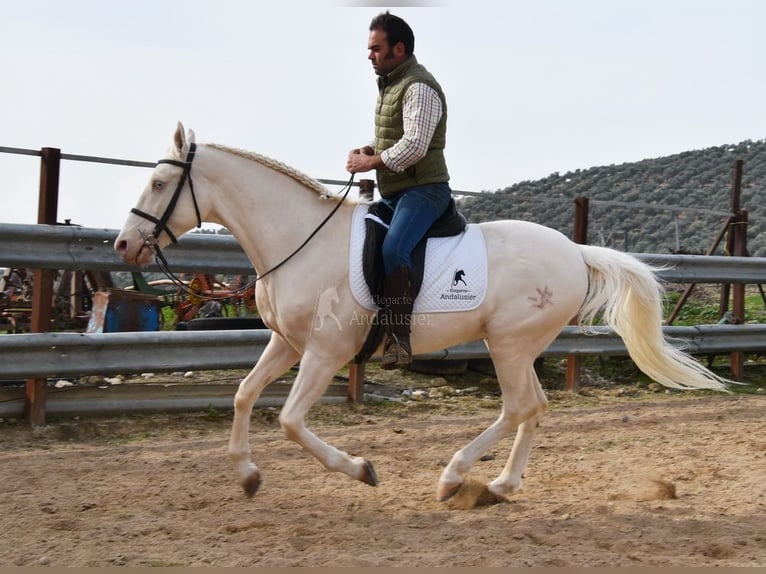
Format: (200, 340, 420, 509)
(206, 143, 332, 197)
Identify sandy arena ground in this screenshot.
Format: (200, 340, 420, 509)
(0, 379, 764, 567)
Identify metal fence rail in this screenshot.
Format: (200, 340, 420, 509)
(3, 222, 766, 381)
(0, 223, 252, 274)
(3, 222, 766, 282)
(2, 223, 766, 420)
(2, 324, 766, 382)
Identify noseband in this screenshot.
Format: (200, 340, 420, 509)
(131, 142, 202, 244)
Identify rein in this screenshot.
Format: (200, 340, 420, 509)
(132, 144, 355, 302)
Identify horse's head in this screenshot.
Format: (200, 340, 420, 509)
(115, 122, 202, 266)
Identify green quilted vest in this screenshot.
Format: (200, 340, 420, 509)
(374, 56, 449, 197)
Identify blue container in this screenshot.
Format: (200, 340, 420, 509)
(86, 289, 162, 333)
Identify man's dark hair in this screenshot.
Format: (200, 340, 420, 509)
(370, 11, 415, 56)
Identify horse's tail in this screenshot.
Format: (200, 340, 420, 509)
(577, 244, 729, 391)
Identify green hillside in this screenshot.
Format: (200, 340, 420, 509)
(456, 139, 766, 256)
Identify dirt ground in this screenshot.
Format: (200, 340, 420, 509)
(0, 369, 764, 567)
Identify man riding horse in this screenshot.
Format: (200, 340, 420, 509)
(346, 12, 453, 370)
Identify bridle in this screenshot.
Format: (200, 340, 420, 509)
(131, 142, 354, 301)
(132, 142, 201, 245)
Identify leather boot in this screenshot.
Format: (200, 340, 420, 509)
(381, 266, 414, 370)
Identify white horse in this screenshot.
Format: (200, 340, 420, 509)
(115, 123, 728, 502)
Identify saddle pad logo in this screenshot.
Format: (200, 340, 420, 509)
(439, 268, 479, 304)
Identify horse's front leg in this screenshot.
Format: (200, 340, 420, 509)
(229, 333, 300, 497)
(278, 350, 378, 487)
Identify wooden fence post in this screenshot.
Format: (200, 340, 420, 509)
(347, 179, 375, 403)
(719, 160, 743, 312)
(730, 208, 748, 381)
(26, 147, 60, 426)
(566, 197, 589, 392)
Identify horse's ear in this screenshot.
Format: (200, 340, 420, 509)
(173, 122, 187, 158)
(173, 122, 197, 159)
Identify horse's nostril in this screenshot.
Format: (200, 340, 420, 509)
(115, 239, 127, 253)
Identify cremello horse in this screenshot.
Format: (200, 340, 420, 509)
(115, 123, 728, 502)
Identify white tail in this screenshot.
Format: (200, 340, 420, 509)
(578, 245, 729, 391)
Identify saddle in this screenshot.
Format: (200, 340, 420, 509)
(353, 197, 467, 364)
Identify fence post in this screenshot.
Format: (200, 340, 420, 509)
(719, 160, 743, 316)
(566, 197, 589, 391)
(347, 179, 375, 403)
(730, 208, 748, 380)
(26, 147, 61, 426)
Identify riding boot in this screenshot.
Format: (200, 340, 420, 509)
(381, 266, 414, 370)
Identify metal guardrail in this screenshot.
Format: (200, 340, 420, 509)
(2, 325, 766, 381)
(0, 329, 272, 380)
(3, 222, 766, 282)
(2, 223, 766, 385)
(637, 253, 766, 284)
(0, 223, 252, 274)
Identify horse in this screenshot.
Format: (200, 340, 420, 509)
(115, 122, 728, 502)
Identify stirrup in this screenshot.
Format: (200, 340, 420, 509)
(381, 335, 412, 370)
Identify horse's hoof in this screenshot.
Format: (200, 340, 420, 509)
(242, 470, 262, 498)
(436, 481, 463, 502)
(359, 459, 378, 487)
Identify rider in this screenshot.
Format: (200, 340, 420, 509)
(346, 11, 452, 370)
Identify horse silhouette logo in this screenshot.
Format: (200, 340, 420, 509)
(312, 286, 343, 332)
(452, 269, 467, 287)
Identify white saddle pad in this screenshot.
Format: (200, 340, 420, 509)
(349, 204, 487, 313)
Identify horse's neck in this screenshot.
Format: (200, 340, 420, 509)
(200, 148, 352, 279)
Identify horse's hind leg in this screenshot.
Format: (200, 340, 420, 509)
(487, 412, 542, 498)
(488, 362, 547, 498)
(229, 333, 301, 497)
(436, 357, 546, 501)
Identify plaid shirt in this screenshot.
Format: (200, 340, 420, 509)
(380, 82, 443, 173)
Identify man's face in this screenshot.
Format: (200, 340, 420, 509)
(368, 28, 405, 76)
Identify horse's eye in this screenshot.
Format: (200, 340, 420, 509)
(152, 180, 165, 192)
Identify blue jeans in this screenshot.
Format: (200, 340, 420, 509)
(380, 183, 452, 275)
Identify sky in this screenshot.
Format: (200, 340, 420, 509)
(1, 0, 764, 231)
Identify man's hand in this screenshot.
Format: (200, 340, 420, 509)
(346, 146, 382, 174)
